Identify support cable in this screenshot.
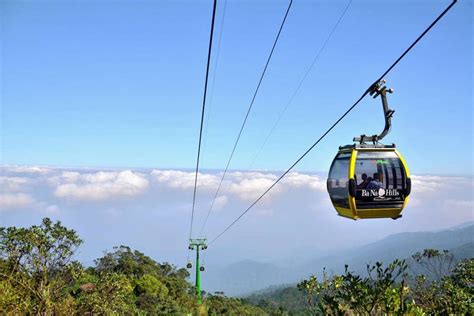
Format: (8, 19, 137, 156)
(201, 0, 228, 167)
(248, 0, 353, 169)
(209, 0, 457, 244)
(199, 0, 293, 236)
(189, 0, 218, 240)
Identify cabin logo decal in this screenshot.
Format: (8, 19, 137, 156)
(361, 188, 400, 198)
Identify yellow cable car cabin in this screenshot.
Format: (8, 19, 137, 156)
(326, 80, 412, 220)
(327, 145, 411, 220)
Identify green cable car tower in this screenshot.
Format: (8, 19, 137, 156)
(187, 239, 207, 305)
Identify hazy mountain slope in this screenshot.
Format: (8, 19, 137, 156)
(247, 240, 474, 313)
(295, 224, 474, 280)
(204, 224, 474, 296)
(203, 260, 290, 297)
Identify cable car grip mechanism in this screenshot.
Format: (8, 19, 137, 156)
(354, 79, 395, 144)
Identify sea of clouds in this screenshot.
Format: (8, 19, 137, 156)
(1, 165, 472, 265)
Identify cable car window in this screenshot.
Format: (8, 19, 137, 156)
(328, 154, 350, 209)
(354, 151, 406, 209)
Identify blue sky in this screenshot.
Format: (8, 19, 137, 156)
(1, 0, 472, 175)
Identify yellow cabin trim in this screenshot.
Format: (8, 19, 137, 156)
(348, 149, 358, 218)
(348, 149, 357, 178)
(355, 209, 402, 219)
(402, 196, 410, 210)
(335, 206, 355, 220)
(396, 149, 410, 216)
(395, 149, 411, 177)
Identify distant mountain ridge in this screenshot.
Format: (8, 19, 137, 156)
(204, 223, 474, 296)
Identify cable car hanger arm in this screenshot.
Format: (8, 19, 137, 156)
(353, 79, 394, 144)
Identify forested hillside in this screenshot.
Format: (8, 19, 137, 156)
(1, 218, 472, 315)
(0, 218, 265, 315)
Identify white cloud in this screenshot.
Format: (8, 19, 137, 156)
(54, 170, 149, 201)
(151, 170, 283, 202)
(1, 166, 474, 265)
(222, 172, 326, 202)
(212, 195, 228, 211)
(47, 171, 81, 186)
(227, 171, 277, 182)
(60, 171, 81, 182)
(0, 176, 31, 192)
(228, 176, 278, 202)
(411, 175, 473, 193)
(151, 170, 219, 191)
(2, 165, 51, 174)
(150, 170, 326, 202)
(1, 165, 472, 227)
(411, 175, 444, 193)
(282, 172, 326, 191)
(0, 193, 35, 209)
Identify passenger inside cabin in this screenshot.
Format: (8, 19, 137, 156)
(366, 173, 383, 189)
(357, 173, 369, 189)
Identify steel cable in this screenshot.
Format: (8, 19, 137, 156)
(189, 0, 218, 240)
(199, 0, 294, 236)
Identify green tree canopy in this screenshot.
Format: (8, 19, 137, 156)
(0, 218, 83, 314)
